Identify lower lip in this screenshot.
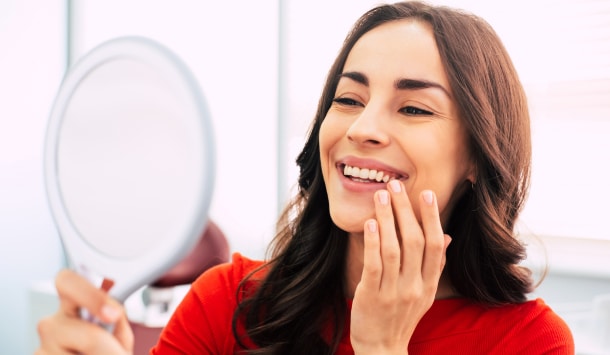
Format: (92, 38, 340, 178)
(337, 166, 388, 193)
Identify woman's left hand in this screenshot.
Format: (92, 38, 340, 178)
(350, 180, 451, 354)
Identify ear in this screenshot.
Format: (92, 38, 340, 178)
(465, 160, 477, 187)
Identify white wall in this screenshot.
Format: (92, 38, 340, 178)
(71, 0, 280, 259)
(0, 1, 65, 354)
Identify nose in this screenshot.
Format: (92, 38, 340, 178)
(346, 104, 390, 147)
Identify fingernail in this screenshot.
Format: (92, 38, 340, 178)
(101, 304, 120, 321)
(378, 190, 389, 205)
(367, 220, 378, 233)
(423, 190, 434, 205)
(389, 179, 401, 193)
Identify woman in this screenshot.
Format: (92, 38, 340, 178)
(37, 1, 574, 354)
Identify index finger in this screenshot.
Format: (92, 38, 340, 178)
(386, 180, 424, 273)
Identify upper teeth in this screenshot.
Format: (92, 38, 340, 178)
(343, 165, 392, 183)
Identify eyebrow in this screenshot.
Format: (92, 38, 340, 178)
(338, 71, 451, 98)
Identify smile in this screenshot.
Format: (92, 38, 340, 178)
(342, 164, 406, 183)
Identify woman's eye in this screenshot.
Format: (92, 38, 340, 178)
(401, 106, 433, 116)
(332, 97, 362, 106)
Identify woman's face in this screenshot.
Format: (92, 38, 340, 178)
(319, 19, 475, 234)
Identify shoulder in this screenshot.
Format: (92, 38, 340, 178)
(411, 298, 574, 354)
(502, 298, 574, 353)
(152, 253, 266, 354)
(480, 299, 574, 353)
(190, 252, 266, 296)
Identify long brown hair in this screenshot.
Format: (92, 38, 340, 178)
(233, 2, 533, 353)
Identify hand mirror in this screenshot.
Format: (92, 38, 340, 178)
(44, 36, 215, 305)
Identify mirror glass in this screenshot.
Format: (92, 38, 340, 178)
(45, 37, 215, 302)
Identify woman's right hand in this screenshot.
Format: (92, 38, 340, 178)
(350, 182, 449, 354)
(36, 269, 134, 355)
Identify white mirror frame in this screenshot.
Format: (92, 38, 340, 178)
(44, 36, 215, 302)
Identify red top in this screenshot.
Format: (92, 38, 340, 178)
(152, 253, 574, 354)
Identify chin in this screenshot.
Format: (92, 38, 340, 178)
(328, 205, 373, 234)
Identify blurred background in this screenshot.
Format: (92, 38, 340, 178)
(1, 0, 609, 353)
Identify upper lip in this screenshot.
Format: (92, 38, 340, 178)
(336, 156, 409, 180)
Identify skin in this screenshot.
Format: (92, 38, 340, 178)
(36, 269, 132, 354)
(36, 19, 475, 355)
(318, 20, 475, 353)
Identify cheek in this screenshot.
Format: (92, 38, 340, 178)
(408, 166, 466, 227)
(318, 117, 344, 180)
(405, 130, 473, 222)
(318, 119, 332, 181)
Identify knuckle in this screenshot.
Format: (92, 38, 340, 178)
(37, 317, 53, 340)
(55, 268, 73, 283)
(383, 249, 401, 263)
(427, 238, 444, 253)
(365, 264, 382, 278)
(54, 269, 69, 289)
(399, 288, 421, 303)
(423, 282, 438, 296)
(408, 234, 425, 249)
(55, 268, 79, 297)
(378, 292, 397, 307)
